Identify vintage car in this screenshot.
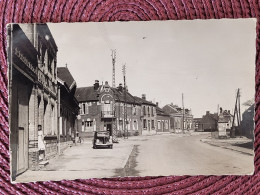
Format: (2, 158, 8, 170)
(93, 131, 113, 149)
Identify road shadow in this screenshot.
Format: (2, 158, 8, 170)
(114, 145, 140, 177)
(232, 141, 254, 150)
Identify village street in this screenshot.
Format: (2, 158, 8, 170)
(15, 133, 254, 183)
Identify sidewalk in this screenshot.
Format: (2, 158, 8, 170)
(15, 140, 135, 183)
(201, 136, 254, 156)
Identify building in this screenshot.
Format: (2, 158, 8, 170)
(193, 118, 202, 131)
(162, 104, 194, 132)
(199, 111, 218, 132)
(241, 104, 254, 139)
(217, 108, 232, 137)
(8, 24, 58, 179)
(134, 95, 157, 135)
(156, 103, 171, 132)
(75, 81, 142, 138)
(57, 67, 79, 151)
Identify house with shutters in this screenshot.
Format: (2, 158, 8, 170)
(134, 95, 157, 135)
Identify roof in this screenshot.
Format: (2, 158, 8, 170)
(111, 88, 141, 105)
(133, 96, 156, 106)
(75, 85, 142, 105)
(57, 67, 76, 90)
(156, 106, 170, 116)
(75, 86, 99, 102)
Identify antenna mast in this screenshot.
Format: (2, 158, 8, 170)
(112, 50, 116, 88)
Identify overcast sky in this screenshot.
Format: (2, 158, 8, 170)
(48, 19, 256, 118)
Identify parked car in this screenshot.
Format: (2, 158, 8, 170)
(93, 131, 113, 149)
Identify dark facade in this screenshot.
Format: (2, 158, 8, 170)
(8, 24, 58, 180)
(57, 67, 79, 151)
(200, 111, 218, 132)
(241, 104, 254, 139)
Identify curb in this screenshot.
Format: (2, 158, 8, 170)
(200, 140, 253, 156)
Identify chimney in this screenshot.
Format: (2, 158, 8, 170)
(94, 80, 99, 90)
(142, 94, 146, 100)
(206, 111, 210, 115)
(220, 107, 223, 113)
(118, 83, 123, 92)
(156, 102, 159, 107)
(228, 110, 230, 114)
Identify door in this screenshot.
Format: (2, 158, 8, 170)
(17, 83, 29, 174)
(106, 123, 112, 136)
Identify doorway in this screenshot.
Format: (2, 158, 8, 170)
(17, 81, 29, 174)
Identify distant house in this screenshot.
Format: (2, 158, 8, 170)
(162, 104, 193, 132)
(200, 111, 218, 132)
(57, 67, 79, 150)
(217, 108, 232, 137)
(156, 103, 171, 132)
(241, 104, 254, 139)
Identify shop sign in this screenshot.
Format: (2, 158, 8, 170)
(14, 47, 37, 75)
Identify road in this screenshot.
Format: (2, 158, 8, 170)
(134, 133, 254, 176)
(15, 133, 254, 182)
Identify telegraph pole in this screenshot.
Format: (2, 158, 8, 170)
(122, 64, 128, 139)
(231, 88, 242, 137)
(182, 93, 185, 134)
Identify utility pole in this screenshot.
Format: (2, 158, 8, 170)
(231, 88, 242, 137)
(122, 64, 128, 139)
(182, 93, 185, 134)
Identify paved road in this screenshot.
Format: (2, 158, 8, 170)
(135, 133, 254, 176)
(15, 133, 254, 183)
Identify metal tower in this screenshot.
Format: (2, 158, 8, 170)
(111, 50, 116, 88)
(111, 49, 118, 143)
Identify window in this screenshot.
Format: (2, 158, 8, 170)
(83, 103, 86, 114)
(85, 121, 93, 127)
(143, 106, 146, 115)
(148, 107, 150, 116)
(158, 121, 161, 130)
(151, 120, 155, 129)
(165, 120, 168, 129)
(143, 119, 147, 129)
(151, 107, 153, 116)
(84, 121, 93, 132)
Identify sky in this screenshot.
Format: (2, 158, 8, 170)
(48, 19, 256, 118)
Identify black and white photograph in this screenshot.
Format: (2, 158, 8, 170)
(7, 19, 255, 183)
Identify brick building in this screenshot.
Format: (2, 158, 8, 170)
(75, 81, 142, 138)
(57, 67, 79, 151)
(134, 95, 157, 135)
(8, 24, 58, 180)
